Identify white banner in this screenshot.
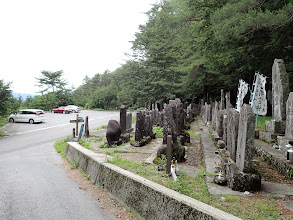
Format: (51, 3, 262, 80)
(236, 79, 249, 112)
(249, 72, 267, 116)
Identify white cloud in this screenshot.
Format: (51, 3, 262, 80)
(0, 0, 157, 94)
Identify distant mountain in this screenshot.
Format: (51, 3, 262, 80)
(12, 92, 36, 101)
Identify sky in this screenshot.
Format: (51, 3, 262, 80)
(0, 0, 157, 94)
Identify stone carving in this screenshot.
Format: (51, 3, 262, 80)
(272, 59, 290, 122)
(226, 108, 239, 162)
(120, 105, 126, 134)
(285, 92, 293, 139)
(106, 120, 121, 145)
(236, 104, 255, 173)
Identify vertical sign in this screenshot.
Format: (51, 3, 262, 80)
(236, 79, 249, 112)
(249, 72, 267, 116)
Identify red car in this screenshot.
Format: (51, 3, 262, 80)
(51, 107, 72, 114)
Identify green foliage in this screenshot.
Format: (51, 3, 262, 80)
(96, 125, 107, 130)
(153, 126, 163, 138)
(71, 0, 293, 109)
(153, 154, 167, 168)
(0, 80, 21, 116)
(78, 139, 95, 151)
(35, 70, 67, 93)
(54, 138, 68, 155)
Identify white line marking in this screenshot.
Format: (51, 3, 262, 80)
(15, 114, 119, 135)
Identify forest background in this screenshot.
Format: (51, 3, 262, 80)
(1, 0, 293, 116)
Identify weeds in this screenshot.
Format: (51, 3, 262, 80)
(96, 125, 107, 130)
(54, 138, 68, 156)
(78, 139, 95, 151)
(153, 126, 163, 138)
(132, 116, 136, 124)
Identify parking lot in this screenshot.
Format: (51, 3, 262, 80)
(2, 110, 120, 136)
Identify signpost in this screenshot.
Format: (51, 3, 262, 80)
(236, 79, 249, 112)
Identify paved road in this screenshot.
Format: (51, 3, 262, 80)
(0, 110, 120, 220)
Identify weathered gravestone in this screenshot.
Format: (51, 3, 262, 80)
(120, 105, 127, 134)
(106, 120, 121, 146)
(259, 59, 289, 144)
(285, 92, 293, 139)
(216, 110, 225, 139)
(272, 59, 290, 122)
(225, 92, 232, 111)
(226, 108, 239, 162)
(131, 110, 155, 147)
(222, 105, 261, 191)
(220, 89, 225, 110)
(185, 104, 194, 124)
(158, 99, 187, 162)
(126, 112, 133, 133)
(211, 101, 218, 130)
(236, 104, 255, 173)
(222, 114, 228, 144)
(204, 103, 212, 124)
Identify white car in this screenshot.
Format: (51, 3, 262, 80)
(8, 109, 46, 124)
(65, 105, 81, 113)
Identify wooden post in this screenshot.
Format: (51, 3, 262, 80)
(76, 114, 79, 136)
(85, 116, 89, 137)
(166, 135, 172, 175)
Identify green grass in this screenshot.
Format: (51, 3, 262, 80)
(256, 116, 272, 130)
(96, 125, 107, 130)
(107, 155, 289, 220)
(78, 139, 95, 151)
(107, 156, 210, 204)
(188, 129, 200, 140)
(54, 138, 68, 156)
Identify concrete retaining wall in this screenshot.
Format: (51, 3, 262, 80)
(64, 142, 241, 220)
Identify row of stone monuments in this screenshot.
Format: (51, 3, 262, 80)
(201, 58, 292, 191)
(202, 97, 261, 191)
(131, 99, 199, 162)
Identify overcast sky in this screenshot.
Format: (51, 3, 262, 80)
(0, 0, 157, 94)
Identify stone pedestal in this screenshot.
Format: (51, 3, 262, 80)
(265, 120, 285, 134)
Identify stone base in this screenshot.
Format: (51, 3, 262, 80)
(265, 121, 286, 134)
(121, 133, 130, 143)
(219, 149, 261, 191)
(179, 131, 190, 145)
(259, 131, 277, 143)
(131, 135, 154, 147)
(157, 144, 185, 162)
(211, 134, 221, 143)
(224, 161, 261, 191)
(254, 143, 293, 180)
(126, 128, 134, 133)
(277, 135, 293, 149)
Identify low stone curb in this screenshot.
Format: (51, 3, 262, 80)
(64, 142, 241, 220)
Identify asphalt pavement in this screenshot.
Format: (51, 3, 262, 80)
(0, 110, 120, 220)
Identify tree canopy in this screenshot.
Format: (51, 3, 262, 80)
(72, 0, 292, 109)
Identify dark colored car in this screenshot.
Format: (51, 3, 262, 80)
(51, 107, 72, 114)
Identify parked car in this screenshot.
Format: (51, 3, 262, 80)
(8, 109, 46, 124)
(51, 107, 72, 114)
(65, 105, 81, 113)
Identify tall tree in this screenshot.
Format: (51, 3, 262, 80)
(35, 70, 67, 93)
